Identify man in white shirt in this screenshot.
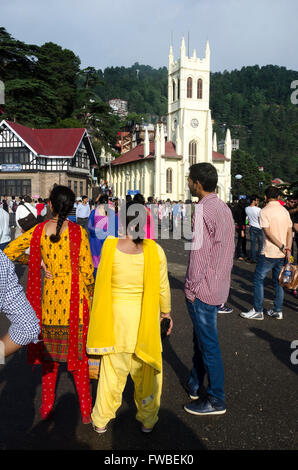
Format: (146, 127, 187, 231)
(15, 196, 37, 238)
(245, 195, 263, 263)
(76, 195, 90, 229)
(0, 205, 11, 250)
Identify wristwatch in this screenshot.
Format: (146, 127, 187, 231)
(280, 244, 285, 252)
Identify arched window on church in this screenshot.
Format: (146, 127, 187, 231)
(166, 168, 173, 193)
(172, 80, 176, 102)
(197, 79, 203, 99)
(189, 141, 197, 166)
(187, 77, 192, 98)
(178, 79, 180, 99)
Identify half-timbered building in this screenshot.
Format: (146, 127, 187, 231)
(0, 120, 97, 199)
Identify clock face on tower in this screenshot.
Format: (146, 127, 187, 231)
(191, 118, 199, 128)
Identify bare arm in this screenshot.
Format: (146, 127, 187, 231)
(0, 332, 22, 358)
(263, 227, 292, 259)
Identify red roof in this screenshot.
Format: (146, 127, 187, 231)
(4, 120, 87, 157)
(111, 144, 229, 166)
(111, 141, 181, 166)
(212, 150, 229, 161)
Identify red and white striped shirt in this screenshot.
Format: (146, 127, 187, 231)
(184, 193, 235, 306)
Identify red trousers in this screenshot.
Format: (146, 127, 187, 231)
(40, 357, 92, 421)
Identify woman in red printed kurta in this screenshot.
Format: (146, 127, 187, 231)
(4, 185, 94, 423)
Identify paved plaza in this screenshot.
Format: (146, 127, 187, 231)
(0, 236, 297, 451)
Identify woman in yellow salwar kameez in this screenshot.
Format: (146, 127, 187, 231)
(4, 185, 94, 423)
(87, 201, 172, 434)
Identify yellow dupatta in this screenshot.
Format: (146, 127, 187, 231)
(86, 237, 162, 404)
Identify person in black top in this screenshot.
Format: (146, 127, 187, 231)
(233, 199, 248, 261)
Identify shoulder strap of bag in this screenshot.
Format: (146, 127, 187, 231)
(25, 204, 35, 216)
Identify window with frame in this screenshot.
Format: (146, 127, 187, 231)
(197, 79, 203, 99)
(187, 77, 192, 98)
(74, 181, 78, 196)
(80, 181, 83, 196)
(189, 141, 197, 166)
(178, 79, 180, 100)
(0, 147, 30, 165)
(172, 80, 176, 102)
(0, 179, 31, 197)
(166, 168, 173, 193)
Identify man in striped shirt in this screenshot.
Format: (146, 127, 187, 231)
(183, 163, 235, 416)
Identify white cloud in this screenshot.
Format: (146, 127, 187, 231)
(1, 0, 297, 71)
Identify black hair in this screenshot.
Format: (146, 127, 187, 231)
(97, 194, 108, 205)
(133, 193, 145, 205)
(189, 163, 218, 192)
(24, 195, 32, 203)
(250, 194, 259, 202)
(49, 185, 75, 243)
(120, 200, 146, 245)
(265, 186, 280, 200)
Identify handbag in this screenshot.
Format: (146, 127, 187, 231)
(18, 204, 37, 232)
(278, 262, 298, 290)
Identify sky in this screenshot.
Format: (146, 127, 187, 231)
(1, 0, 298, 72)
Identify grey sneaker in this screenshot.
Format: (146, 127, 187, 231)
(240, 308, 264, 320)
(266, 309, 283, 320)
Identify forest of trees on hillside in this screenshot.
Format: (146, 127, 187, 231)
(1, 27, 298, 187)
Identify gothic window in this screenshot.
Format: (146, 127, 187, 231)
(189, 141, 197, 166)
(197, 79, 203, 99)
(187, 77, 192, 98)
(166, 168, 173, 193)
(178, 79, 180, 100)
(172, 80, 176, 102)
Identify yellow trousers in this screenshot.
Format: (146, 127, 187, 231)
(91, 352, 162, 429)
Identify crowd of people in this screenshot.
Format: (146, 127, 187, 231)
(0, 163, 297, 435)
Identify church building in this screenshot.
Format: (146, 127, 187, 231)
(103, 38, 232, 202)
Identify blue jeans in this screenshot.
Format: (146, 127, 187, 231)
(253, 255, 284, 312)
(249, 226, 263, 262)
(186, 298, 225, 404)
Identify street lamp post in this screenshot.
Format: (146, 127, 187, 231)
(235, 174, 243, 200)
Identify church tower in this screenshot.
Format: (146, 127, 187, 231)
(167, 38, 213, 199)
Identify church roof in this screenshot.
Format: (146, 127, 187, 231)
(212, 150, 230, 162)
(110, 140, 229, 166)
(111, 141, 181, 166)
(1, 120, 97, 163)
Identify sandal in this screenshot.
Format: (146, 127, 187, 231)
(92, 422, 107, 434)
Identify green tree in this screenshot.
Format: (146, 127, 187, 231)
(231, 149, 272, 198)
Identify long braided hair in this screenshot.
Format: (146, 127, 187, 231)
(49, 185, 75, 243)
